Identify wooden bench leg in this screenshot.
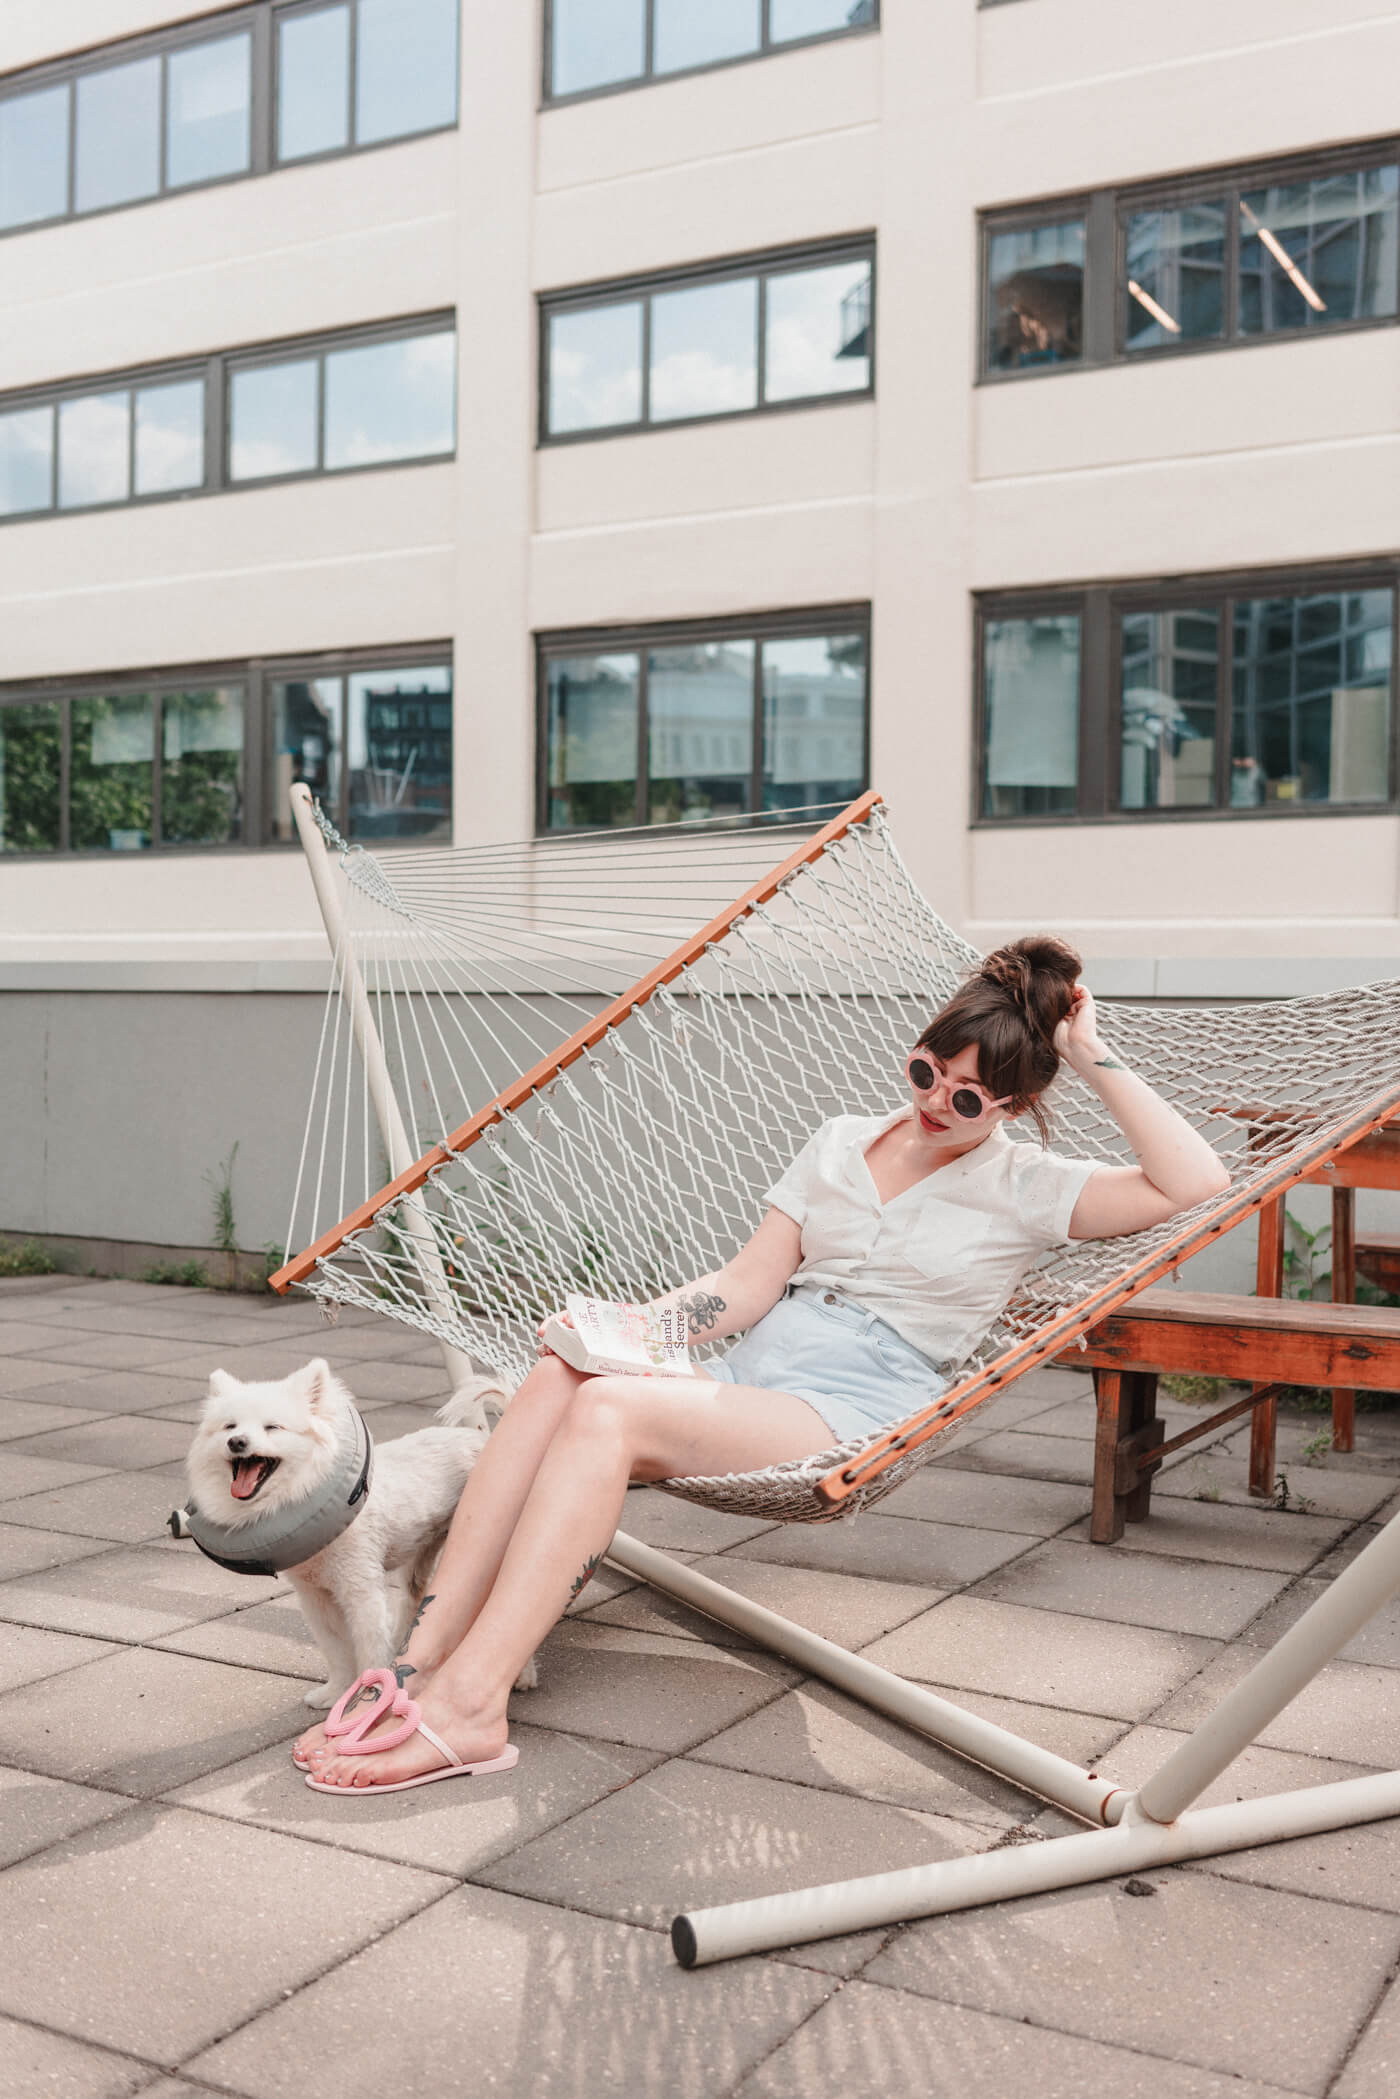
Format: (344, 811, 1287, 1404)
(1250, 1196, 1284, 1498)
(1332, 1185, 1356, 1454)
(1092, 1369, 1162, 1544)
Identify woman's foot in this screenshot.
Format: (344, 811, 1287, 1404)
(311, 1688, 508, 1790)
(295, 1665, 434, 1769)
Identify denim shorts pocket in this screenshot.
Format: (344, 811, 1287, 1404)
(871, 1333, 934, 1385)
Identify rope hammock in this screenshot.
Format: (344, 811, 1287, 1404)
(273, 792, 1400, 1522)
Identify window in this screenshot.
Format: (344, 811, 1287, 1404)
(0, 315, 454, 522)
(981, 140, 1400, 378)
(545, 0, 875, 100)
(539, 611, 869, 831)
(541, 241, 874, 441)
(976, 567, 1398, 821)
(0, 2, 459, 237)
(0, 646, 451, 854)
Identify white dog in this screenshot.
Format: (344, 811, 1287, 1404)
(185, 1358, 535, 1708)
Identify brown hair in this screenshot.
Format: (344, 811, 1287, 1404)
(917, 935, 1081, 1143)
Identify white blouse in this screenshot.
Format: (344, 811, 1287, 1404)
(764, 1106, 1100, 1369)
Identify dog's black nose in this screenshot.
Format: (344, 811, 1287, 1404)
(227, 1434, 248, 1454)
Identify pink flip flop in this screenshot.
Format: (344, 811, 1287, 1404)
(291, 1668, 388, 1771)
(303, 1668, 518, 1795)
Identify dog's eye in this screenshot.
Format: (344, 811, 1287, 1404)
(223, 1422, 235, 1431)
(266, 1423, 282, 1433)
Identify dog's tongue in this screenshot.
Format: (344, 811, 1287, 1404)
(229, 1459, 264, 1500)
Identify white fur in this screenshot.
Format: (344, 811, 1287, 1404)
(186, 1358, 537, 1708)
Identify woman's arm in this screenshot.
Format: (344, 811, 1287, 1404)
(648, 1207, 804, 1341)
(1057, 988, 1231, 1241)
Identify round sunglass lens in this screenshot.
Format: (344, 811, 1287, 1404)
(950, 1087, 984, 1120)
(908, 1056, 936, 1091)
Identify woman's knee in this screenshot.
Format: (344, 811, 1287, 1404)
(557, 1376, 633, 1449)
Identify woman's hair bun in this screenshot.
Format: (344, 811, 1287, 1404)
(979, 935, 1081, 1043)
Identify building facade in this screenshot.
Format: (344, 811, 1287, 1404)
(2, 0, 1398, 1259)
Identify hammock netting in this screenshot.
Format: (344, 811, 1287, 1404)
(281, 796, 1400, 1522)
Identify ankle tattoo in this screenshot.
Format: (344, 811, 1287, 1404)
(568, 1551, 604, 1602)
(408, 1591, 435, 1636)
(391, 1659, 417, 1690)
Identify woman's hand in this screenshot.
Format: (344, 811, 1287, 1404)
(1053, 984, 1108, 1071)
(535, 1307, 574, 1359)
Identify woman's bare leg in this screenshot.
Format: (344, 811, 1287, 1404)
(314, 1375, 833, 1787)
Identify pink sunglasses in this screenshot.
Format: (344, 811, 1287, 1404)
(906, 1050, 1011, 1123)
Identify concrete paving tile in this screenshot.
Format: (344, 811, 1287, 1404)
(0, 1393, 113, 1440)
(0, 1471, 197, 1545)
(582, 1555, 945, 1652)
(152, 1594, 322, 1680)
(862, 1597, 1220, 1721)
(1242, 1578, 1400, 1668)
(0, 1801, 448, 2067)
(139, 1341, 400, 1384)
(331, 1360, 451, 1403)
(736, 1981, 1303, 2099)
(690, 1682, 1033, 1828)
(0, 1453, 110, 1502)
(515, 1619, 799, 1753)
(20, 1333, 201, 1371)
(0, 1646, 308, 1795)
(348, 1401, 441, 1442)
(0, 1622, 118, 1695)
(968, 1539, 1291, 1641)
(877, 1467, 1089, 1536)
(171, 1721, 662, 1876)
(141, 1397, 209, 1424)
(1062, 1499, 1348, 1572)
(0, 1356, 107, 1397)
(912, 1681, 1124, 1768)
(0, 2015, 152, 2099)
(944, 1429, 1095, 1485)
(1100, 1721, 1374, 1808)
(0, 1275, 79, 1307)
(1311, 1518, 1398, 1578)
(0, 1322, 77, 1357)
(189, 1880, 830, 2099)
(619, 1488, 780, 1554)
(0, 1367, 193, 1411)
(0, 1523, 110, 1578)
(865, 1870, 1400, 2093)
(3, 1414, 193, 1470)
(0, 1762, 130, 1867)
(1152, 1647, 1400, 1765)
(1160, 1448, 1398, 1521)
(0, 1541, 281, 1640)
(729, 1512, 1035, 1590)
(1335, 1971, 1400, 2098)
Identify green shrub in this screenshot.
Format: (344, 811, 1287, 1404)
(0, 1238, 59, 1278)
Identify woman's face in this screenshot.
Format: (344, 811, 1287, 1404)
(906, 1042, 1010, 1153)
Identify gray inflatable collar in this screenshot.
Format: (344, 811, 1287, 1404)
(170, 1404, 373, 1576)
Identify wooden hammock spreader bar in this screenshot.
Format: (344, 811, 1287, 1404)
(271, 790, 884, 1294)
(814, 1073, 1400, 1509)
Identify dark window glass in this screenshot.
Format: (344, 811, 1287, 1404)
(771, 0, 875, 38)
(1239, 167, 1399, 335)
(74, 56, 161, 214)
(70, 693, 153, 851)
(547, 302, 643, 434)
(162, 686, 245, 844)
(345, 665, 452, 840)
(134, 379, 205, 495)
(0, 84, 70, 229)
(982, 614, 1080, 817)
(1231, 590, 1392, 805)
(229, 359, 320, 480)
(270, 675, 343, 838)
(166, 34, 252, 189)
(649, 277, 758, 422)
(0, 406, 54, 516)
(323, 333, 455, 468)
(761, 632, 865, 816)
(764, 258, 872, 400)
(1119, 609, 1218, 809)
(356, 0, 459, 143)
(986, 220, 1084, 371)
(57, 391, 131, 510)
(277, 5, 351, 161)
(549, 0, 646, 95)
(1124, 202, 1225, 350)
(653, 0, 759, 75)
(0, 702, 61, 852)
(545, 653, 640, 828)
(648, 639, 755, 824)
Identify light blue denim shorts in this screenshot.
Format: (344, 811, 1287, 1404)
(704, 1285, 950, 1445)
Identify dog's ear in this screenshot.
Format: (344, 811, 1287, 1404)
(208, 1368, 238, 1400)
(301, 1358, 332, 1409)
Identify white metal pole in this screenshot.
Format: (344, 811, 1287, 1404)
(604, 1534, 1124, 1826)
(289, 783, 483, 1417)
(671, 1769, 1400, 1966)
(1136, 1501, 1400, 1825)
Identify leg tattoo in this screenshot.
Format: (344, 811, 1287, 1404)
(407, 1591, 435, 1636)
(568, 1551, 604, 1602)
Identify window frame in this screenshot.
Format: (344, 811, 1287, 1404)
(978, 136, 1400, 383)
(540, 0, 879, 109)
(535, 603, 872, 836)
(537, 236, 877, 446)
(973, 560, 1400, 827)
(271, 0, 459, 172)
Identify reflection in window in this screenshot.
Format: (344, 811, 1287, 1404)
(761, 633, 866, 816)
(58, 393, 131, 510)
(0, 406, 54, 517)
(1239, 167, 1399, 336)
(70, 693, 154, 851)
(162, 687, 245, 844)
(771, 0, 875, 38)
(1124, 203, 1225, 350)
(1232, 590, 1392, 805)
(134, 380, 205, 495)
(74, 57, 161, 214)
(0, 703, 61, 852)
(545, 654, 640, 828)
(653, 0, 759, 75)
(166, 34, 251, 190)
(229, 360, 320, 480)
(650, 278, 758, 422)
(277, 6, 351, 161)
(549, 0, 646, 96)
(982, 615, 1080, 817)
(0, 85, 70, 230)
(987, 220, 1084, 371)
(648, 640, 754, 823)
(345, 666, 452, 840)
(765, 259, 872, 400)
(546, 0, 870, 96)
(1119, 610, 1218, 809)
(356, 0, 459, 144)
(270, 676, 343, 839)
(547, 303, 643, 434)
(323, 334, 455, 468)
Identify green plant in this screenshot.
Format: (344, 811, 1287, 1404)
(1162, 1372, 1231, 1406)
(0, 1237, 59, 1278)
(1299, 1425, 1333, 1463)
(141, 1259, 210, 1287)
(204, 1142, 240, 1289)
(1282, 1208, 1331, 1302)
(1271, 1470, 1316, 1515)
(253, 1242, 285, 1294)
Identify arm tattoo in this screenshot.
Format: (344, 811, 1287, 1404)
(676, 1288, 726, 1336)
(1094, 1055, 1127, 1071)
(408, 1592, 435, 1636)
(569, 1551, 604, 1602)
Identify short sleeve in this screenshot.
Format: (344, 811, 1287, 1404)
(1013, 1146, 1101, 1245)
(763, 1123, 831, 1228)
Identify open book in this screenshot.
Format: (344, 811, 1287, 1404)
(540, 1294, 696, 1378)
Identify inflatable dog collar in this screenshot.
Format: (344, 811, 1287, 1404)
(169, 1404, 373, 1577)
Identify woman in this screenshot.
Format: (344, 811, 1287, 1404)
(301, 936, 1228, 1791)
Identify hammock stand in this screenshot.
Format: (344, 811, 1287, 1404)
(272, 783, 1400, 1965)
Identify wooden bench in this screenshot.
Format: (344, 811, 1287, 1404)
(1077, 1288, 1400, 1543)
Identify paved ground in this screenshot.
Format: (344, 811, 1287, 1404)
(1, 1274, 1399, 2099)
